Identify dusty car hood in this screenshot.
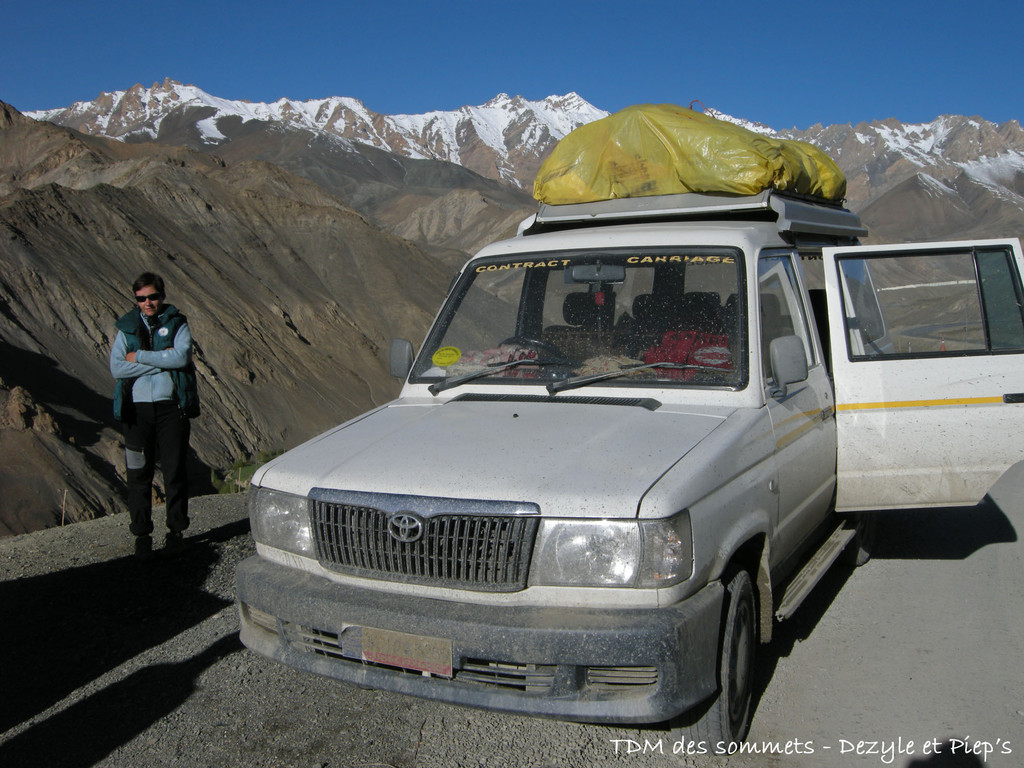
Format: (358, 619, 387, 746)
(254, 397, 728, 519)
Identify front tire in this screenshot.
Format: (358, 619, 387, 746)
(677, 568, 758, 744)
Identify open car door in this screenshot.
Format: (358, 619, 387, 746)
(823, 239, 1024, 511)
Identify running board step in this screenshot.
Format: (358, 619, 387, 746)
(775, 524, 856, 621)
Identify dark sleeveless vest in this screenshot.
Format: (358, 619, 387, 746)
(113, 304, 200, 421)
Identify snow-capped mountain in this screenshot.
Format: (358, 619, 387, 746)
(784, 116, 1024, 212)
(28, 79, 607, 190)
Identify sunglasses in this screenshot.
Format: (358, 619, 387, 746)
(135, 293, 164, 303)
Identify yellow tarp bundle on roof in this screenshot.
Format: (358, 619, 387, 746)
(534, 104, 846, 205)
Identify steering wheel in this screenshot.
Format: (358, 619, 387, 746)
(500, 336, 572, 364)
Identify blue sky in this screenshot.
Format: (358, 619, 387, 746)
(3, 0, 1022, 130)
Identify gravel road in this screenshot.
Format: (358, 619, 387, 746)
(1, 473, 1021, 768)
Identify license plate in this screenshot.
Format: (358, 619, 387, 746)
(361, 626, 453, 678)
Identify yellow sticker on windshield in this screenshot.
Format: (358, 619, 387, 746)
(432, 346, 462, 367)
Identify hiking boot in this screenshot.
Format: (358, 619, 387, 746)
(164, 531, 186, 557)
(134, 535, 154, 561)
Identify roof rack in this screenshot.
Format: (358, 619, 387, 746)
(522, 190, 867, 240)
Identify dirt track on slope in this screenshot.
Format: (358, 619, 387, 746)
(1, 474, 1021, 768)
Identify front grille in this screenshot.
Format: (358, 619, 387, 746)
(284, 623, 345, 658)
(312, 501, 539, 591)
(587, 665, 659, 690)
(458, 659, 556, 692)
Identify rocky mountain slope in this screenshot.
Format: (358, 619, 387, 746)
(1, 101, 453, 534)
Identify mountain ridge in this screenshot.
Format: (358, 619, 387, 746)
(28, 79, 608, 191)
(29, 80, 1024, 244)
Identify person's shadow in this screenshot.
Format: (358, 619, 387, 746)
(0, 634, 241, 768)
(0, 518, 249, 766)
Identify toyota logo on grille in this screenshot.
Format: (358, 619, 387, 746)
(388, 512, 425, 543)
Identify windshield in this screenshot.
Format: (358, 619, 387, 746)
(411, 247, 747, 391)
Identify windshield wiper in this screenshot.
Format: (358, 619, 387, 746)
(547, 361, 708, 394)
(428, 358, 568, 396)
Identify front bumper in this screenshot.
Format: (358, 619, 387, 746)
(235, 555, 723, 724)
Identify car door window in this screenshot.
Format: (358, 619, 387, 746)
(834, 245, 1024, 358)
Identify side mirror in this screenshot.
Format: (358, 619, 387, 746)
(389, 339, 415, 379)
(769, 335, 808, 398)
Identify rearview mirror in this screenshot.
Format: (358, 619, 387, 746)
(390, 339, 415, 379)
(568, 264, 625, 284)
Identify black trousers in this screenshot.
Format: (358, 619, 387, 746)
(123, 401, 191, 536)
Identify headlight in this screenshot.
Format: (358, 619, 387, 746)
(530, 520, 640, 586)
(529, 512, 692, 588)
(248, 486, 314, 557)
